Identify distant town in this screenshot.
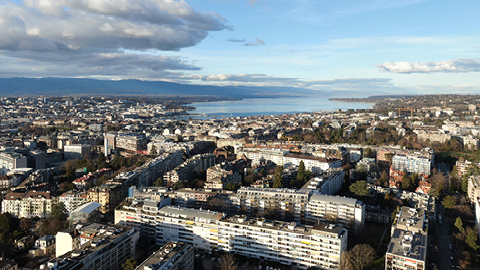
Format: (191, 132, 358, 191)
(0, 94, 479, 270)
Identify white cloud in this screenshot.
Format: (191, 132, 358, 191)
(244, 39, 265, 46)
(376, 58, 480, 73)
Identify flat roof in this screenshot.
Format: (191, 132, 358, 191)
(72, 202, 102, 214)
(309, 194, 358, 206)
(159, 206, 224, 221)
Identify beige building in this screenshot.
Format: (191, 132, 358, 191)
(1, 191, 53, 218)
(87, 184, 122, 214)
(468, 175, 480, 204)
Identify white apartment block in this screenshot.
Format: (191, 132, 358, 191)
(0, 151, 28, 175)
(392, 154, 432, 176)
(230, 187, 311, 222)
(306, 194, 365, 234)
(218, 216, 348, 270)
(115, 204, 347, 270)
(386, 207, 427, 270)
(63, 144, 90, 160)
(58, 190, 88, 213)
(2, 191, 53, 218)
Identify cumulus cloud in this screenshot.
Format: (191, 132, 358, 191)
(0, 0, 230, 79)
(376, 58, 480, 73)
(244, 39, 266, 46)
(226, 38, 246, 42)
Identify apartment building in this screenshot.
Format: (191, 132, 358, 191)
(58, 190, 88, 213)
(2, 190, 53, 218)
(385, 207, 427, 270)
(218, 216, 348, 270)
(136, 242, 194, 270)
(163, 154, 215, 186)
(0, 151, 27, 175)
(306, 194, 365, 234)
(205, 164, 242, 190)
(172, 188, 216, 209)
(63, 144, 90, 160)
(51, 223, 139, 270)
(87, 184, 122, 214)
(456, 160, 479, 178)
(230, 187, 311, 222)
(468, 175, 480, 204)
(303, 169, 345, 195)
(391, 153, 432, 177)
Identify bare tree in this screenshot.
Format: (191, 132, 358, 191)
(220, 253, 237, 270)
(344, 244, 375, 270)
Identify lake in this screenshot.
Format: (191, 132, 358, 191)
(189, 96, 374, 118)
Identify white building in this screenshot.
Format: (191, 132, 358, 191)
(218, 216, 348, 270)
(306, 194, 365, 234)
(58, 190, 89, 213)
(392, 153, 432, 176)
(0, 151, 28, 175)
(64, 144, 90, 160)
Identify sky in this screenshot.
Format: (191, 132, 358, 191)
(1, 0, 480, 95)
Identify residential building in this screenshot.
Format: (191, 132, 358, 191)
(303, 169, 345, 195)
(29, 235, 55, 258)
(172, 188, 216, 209)
(306, 194, 365, 234)
(391, 153, 432, 177)
(230, 187, 310, 222)
(218, 216, 348, 270)
(385, 207, 427, 270)
(136, 242, 194, 270)
(87, 184, 122, 214)
(21, 191, 53, 218)
(468, 175, 480, 204)
(115, 205, 224, 250)
(58, 190, 88, 213)
(52, 223, 139, 270)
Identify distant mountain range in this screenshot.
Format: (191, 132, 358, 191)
(1, 77, 337, 99)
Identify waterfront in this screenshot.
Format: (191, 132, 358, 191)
(189, 96, 374, 117)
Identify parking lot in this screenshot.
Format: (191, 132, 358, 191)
(195, 252, 297, 270)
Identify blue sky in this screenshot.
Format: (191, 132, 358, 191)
(1, 0, 480, 95)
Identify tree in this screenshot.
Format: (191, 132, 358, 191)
(349, 181, 370, 197)
(172, 181, 184, 190)
(220, 253, 237, 270)
(344, 244, 375, 270)
(154, 177, 164, 187)
(401, 171, 411, 190)
(51, 202, 67, 221)
(461, 175, 469, 193)
(122, 258, 138, 270)
(442, 195, 456, 209)
(455, 217, 464, 232)
(149, 145, 157, 156)
(297, 161, 306, 182)
(273, 166, 284, 188)
(20, 218, 32, 233)
(466, 227, 479, 251)
(65, 166, 76, 181)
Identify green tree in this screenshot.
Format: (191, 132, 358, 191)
(149, 145, 157, 156)
(273, 166, 284, 188)
(154, 177, 164, 187)
(98, 153, 105, 164)
(349, 181, 370, 197)
(172, 181, 184, 190)
(461, 175, 469, 193)
(401, 171, 411, 190)
(455, 217, 464, 232)
(466, 227, 479, 250)
(65, 166, 76, 181)
(442, 195, 456, 209)
(51, 202, 67, 221)
(122, 258, 138, 270)
(297, 161, 306, 182)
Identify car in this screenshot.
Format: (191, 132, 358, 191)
(450, 255, 454, 261)
(449, 245, 453, 251)
(258, 266, 262, 270)
(195, 254, 200, 258)
(211, 257, 216, 262)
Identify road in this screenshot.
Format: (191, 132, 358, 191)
(431, 205, 455, 270)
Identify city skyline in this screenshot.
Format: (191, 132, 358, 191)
(1, 0, 480, 95)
